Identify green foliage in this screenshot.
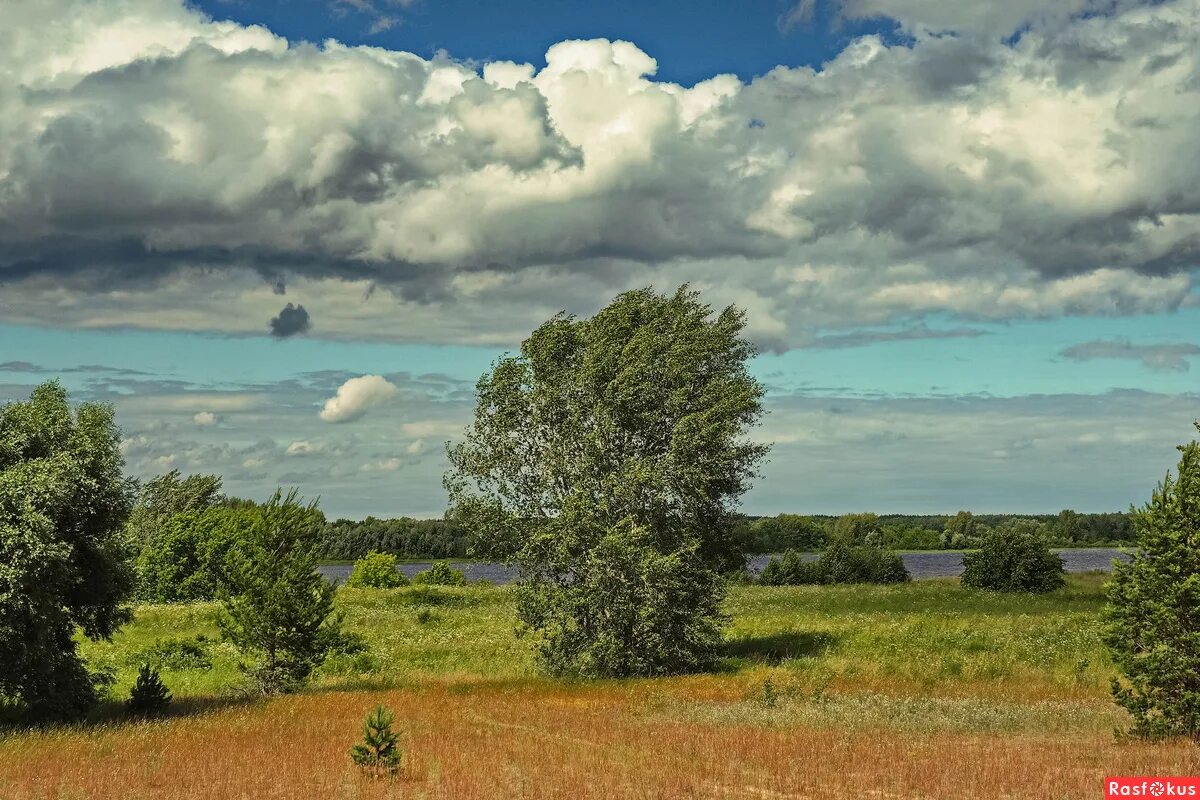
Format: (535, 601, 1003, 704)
(317, 516, 469, 561)
(130, 635, 214, 671)
(125, 470, 222, 554)
(135, 505, 256, 602)
(942, 511, 980, 549)
(350, 704, 402, 776)
(758, 549, 821, 585)
(126, 663, 170, 715)
(411, 560, 466, 586)
(1104, 425, 1200, 740)
(347, 551, 409, 588)
(747, 514, 825, 553)
(0, 381, 135, 720)
(447, 287, 767, 677)
(760, 542, 910, 585)
(516, 522, 725, 676)
(961, 520, 1065, 593)
(218, 490, 341, 695)
(829, 513, 882, 547)
(819, 541, 911, 584)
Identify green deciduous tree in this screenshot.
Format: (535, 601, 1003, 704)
(960, 519, 1064, 593)
(830, 513, 882, 547)
(1104, 424, 1200, 740)
(446, 286, 767, 677)
(135, 505, 255, 602)
(942, 510, 979, 549)
(218, 490, 340, 695)
(0, 382, 135, 719)
(125, 470, 222, 553)
(749, 514, 825, 552)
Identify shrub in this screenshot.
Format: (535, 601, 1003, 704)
(960, 520, 1064, 593)
(411, 560, 467, 586)
(759, 543, 909, 585)
(131, 635, 213, 671)
(350, 705, 402, 777)
(126, 663, 171, 715)
(758, 550, 821, 585)
(820, 541, 910, 585)
(347, 551, 409, 589)
(1104, 425, 1200, 740)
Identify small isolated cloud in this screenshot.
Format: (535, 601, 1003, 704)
(193, 411, 217, 426)
(286, 440, 319, 456)
(269, 303, 311, 338)
(405, 439, 426, 455)
(361, 457, 403, 472)
(1060, 340, 1200, 372)
(319, 375, 398, 423)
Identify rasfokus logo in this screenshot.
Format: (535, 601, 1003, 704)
(1106, 777, 1200, 798)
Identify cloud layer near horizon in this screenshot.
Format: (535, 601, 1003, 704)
(2, 0, 1198, 347)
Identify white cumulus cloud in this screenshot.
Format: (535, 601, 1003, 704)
(319, 375, 398, 423)
(193, 411, 217, 426)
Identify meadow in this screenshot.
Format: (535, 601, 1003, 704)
(2, 574, 1196, 799)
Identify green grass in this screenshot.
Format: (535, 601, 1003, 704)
(79, 573, 1114, 710)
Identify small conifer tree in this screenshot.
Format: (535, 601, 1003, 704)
(350, 705, 402, 776)
(1104, 424, 1200, 740)
(126, 663, 171, 715)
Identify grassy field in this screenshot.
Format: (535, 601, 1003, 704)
(1, 574, 1196, 799)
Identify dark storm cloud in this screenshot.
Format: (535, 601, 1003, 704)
(269, 303, 312, 338)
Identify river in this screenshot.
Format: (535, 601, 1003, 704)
(317, 547, 1131, 585)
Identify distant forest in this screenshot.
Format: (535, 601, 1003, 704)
(316, 510, 1134, 561)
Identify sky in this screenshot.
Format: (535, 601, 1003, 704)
(1, 0, 1198, 518)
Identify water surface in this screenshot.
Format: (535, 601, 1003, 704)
(317, 547, 1130, 585)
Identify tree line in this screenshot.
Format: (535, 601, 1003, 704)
(740, 509, 1135, 553)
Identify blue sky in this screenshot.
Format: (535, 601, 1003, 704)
(2, 0, 1198, 517)
(190, 0, 900, 84)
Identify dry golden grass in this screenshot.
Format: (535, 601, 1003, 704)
(2, 681, 1197, 800)
(3, 575, 1197, 799)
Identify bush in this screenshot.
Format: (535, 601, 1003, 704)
(347, 551, 409, 589)
(759, 543, 909, 585)
(758, 550, 822, 585)
(1104, 426, 1200, 740)
(350, 705, 402, 776)
(411, 561, 466, 586)
(126, 663, 171, 715)
(820, 541, 910, 585)
(960, 520, 1064, 593)
(131, 635, 213, 671)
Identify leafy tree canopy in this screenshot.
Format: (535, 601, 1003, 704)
(447, 286, 767, 676)
(0, 382, 134, 719)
